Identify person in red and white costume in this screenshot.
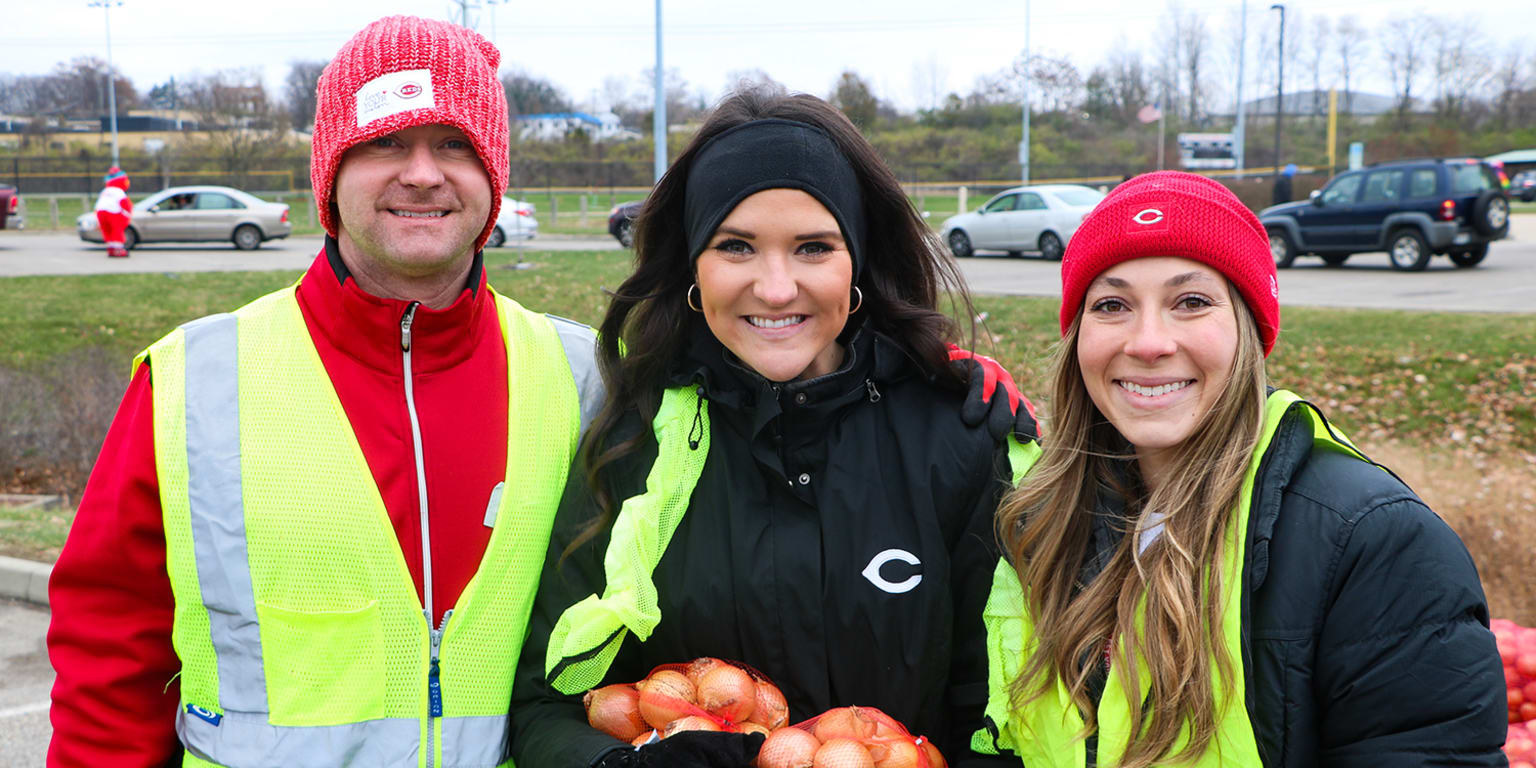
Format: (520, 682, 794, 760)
(94, 166, 133, 258)
(46, 16, 604, 767)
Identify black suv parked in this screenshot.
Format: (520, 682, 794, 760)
(1260, 158, 1510, 271)
(607, 200, 643, 247)
(1512, 170, 1536, 202)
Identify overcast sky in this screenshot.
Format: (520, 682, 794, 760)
(4, 0, 1534, 114)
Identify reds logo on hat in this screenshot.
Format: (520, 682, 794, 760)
(396, 82, 423, 99)
(1126, 203, 1171, 233)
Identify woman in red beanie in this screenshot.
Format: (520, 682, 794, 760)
(983, 171, 1506, 767)
(94, 166, 132, 258)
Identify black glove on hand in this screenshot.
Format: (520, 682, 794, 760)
(949, 346, 1039, 444)
(594, 730, 765, 768)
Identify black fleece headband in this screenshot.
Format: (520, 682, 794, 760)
(684, 119, 867, 278)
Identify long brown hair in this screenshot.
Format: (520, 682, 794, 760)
(995, 290, 1267, 768)
(570, 85, 978, 552)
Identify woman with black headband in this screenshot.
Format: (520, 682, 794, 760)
(506, 87, 1040, 768)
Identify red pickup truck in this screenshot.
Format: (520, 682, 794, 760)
(0, 184, 22, 230)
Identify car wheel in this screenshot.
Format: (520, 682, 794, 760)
(1038, 231, 1064, 261)
(123, 227, 139, 250)
(1448, 242, 1489, 268)
(1319, 253, 1349, 267)
(1267, 229, 1297, 269)
(947, 229, 973, 259)
(232, 224, 262, 251)
(616, 219, 635, 248)
(1472, 191, 1510, 238)
(1387, 229, 1431, 271)
(485, 225, 506, 249)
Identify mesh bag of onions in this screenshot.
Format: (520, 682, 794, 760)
(755, 705, 946, 768)
(584, 657, 790, 746)
(1498, 619, 1536, 767)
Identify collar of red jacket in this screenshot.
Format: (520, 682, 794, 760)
(293, 236, 495, 375)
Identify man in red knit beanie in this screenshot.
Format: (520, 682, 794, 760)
(47, 16, 604, 767)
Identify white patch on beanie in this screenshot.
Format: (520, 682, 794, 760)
(355, 69, 436, 128)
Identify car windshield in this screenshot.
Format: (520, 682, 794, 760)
(1050, 188, 1105, 207)
(1449, 164, 1494, 195)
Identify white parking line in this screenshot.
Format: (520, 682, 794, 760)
(0, 700, 49, 719)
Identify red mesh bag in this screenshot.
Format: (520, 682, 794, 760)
(584, 657, 789, 744)
(756, 705, 946, 768)
(1509, 720, 1534, 767)
(1495, 619, 1536, 725)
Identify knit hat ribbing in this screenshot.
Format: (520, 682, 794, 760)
(311, 15, 508, 251)
(1059, 171, 1280, 356)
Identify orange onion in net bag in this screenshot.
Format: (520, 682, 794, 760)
(756, 727, 821, 768)
(584, 683, 647, 742)
(697, 663, 759, 723)
(664, 715, 724, 737)
(814, 739, 876, 768)
(748, 679, 790, 730)
(687, 656, 724, 683)
(918, 738, 947, 768)
(813, 706, 879, 743)
(637, 669, 698, 730)
(869, 739, 923, 768)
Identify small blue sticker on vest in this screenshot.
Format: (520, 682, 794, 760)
(186, 704, 222, 726)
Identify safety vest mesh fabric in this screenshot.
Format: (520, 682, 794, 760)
(545, 385, 710, 695)
(977, 390, 1350, 767)
(141, 285, 579, 768)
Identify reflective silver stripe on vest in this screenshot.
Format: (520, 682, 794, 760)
(177, 709, 419, 768)
(441, 715, 511, 766)
(546, 314, 606, 438)
(182, 313, 268, 714)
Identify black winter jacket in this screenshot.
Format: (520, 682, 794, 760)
(509, 325, 1019, 768)
(1066, 399, 1507, 767)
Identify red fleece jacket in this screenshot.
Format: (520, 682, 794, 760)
(46, 248, 511, 767)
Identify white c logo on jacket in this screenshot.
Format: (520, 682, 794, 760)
(861, 548, 923, 594)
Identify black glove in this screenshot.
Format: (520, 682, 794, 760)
(949, 347, 1039, 443)
(593, 730, 765, 768)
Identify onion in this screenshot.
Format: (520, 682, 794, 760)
(917, 739, 946, 768)
(686, 656, 723, 684)
(637, 670, 698, 729)
(871, 740, 921, 768)
(584, 684, 646, 742)
(739, 721, 773, 738)
(631, 730, 658, 747)
(697, 664, 758, 723)
(813, 707, 878, 743)
(756, 727, 820, 768)
(747, 680, 790, 730)
(664, 715, 723, 737)
(814, 739, 875, 768)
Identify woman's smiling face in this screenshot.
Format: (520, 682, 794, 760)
(694, 188, 854, 382)
(1076, 256, 1239, 481)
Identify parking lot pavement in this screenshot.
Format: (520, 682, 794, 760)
(0, 599, 52, 765)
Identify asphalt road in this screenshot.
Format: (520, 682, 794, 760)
(0, 599, 51, 767)
(2, 217, 1533, 313)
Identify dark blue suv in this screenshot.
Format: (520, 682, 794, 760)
(1260, 158, 1510, 271)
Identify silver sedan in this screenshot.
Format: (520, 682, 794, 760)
(78, 185, 292, 250)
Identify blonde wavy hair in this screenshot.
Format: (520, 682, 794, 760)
(995, 288, 1268, 768)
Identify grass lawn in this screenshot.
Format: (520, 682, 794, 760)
(4, 249, 1534, 620)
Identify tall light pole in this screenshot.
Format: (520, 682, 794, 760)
(1270, 3, 1285, 173)
(653, 0, 666, 183)
(1233, 0, 1248, 179)
(1019, 0, 1031, 185)
(88, 0, 123, 167)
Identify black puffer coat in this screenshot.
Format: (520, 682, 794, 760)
(1043, 398, 1508, 767)
(509, 325, 1021, 768)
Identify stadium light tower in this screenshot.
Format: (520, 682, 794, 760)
(88, 0, 123, 167)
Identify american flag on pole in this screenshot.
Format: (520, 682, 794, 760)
(1137, 103, 1162, 124)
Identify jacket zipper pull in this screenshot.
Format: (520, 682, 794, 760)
(688, 386, 706, 450)
(428, 608, 454, 718)
(400, 302, 420, 352)
(866, 379, 882, 403)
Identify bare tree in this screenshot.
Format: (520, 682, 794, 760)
(829, 70, 881, 129)
(1333, 16, 1368, 113)
(501, 70, 572, 118)
(910, 54, 949, 112)
(182, 69, 292, 180)
(1488, 44, 1530, 128)
(284, 60, 328, 132)
(1303, 14, 1331, 117)
(1428, 18, 1489, 119)
(1178, 9, 1209, 121)
(1380, 14, 1430, 116)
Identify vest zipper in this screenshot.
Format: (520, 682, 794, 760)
(401, 302, 445, 766)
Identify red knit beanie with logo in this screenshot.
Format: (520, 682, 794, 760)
(311, 15, 508, 251)
(1059, 171, 1280, 356)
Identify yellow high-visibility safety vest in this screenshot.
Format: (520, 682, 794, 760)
(975, 390, 1362, 767)
(140, 284, 596, 768)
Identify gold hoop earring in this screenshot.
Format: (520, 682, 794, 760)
(849, 286, 863, 314)
(687, 283, 703, 312)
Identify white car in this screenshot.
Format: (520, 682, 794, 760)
(941, 184, 1105, 260)
(485, 197, 537, 247)
(77, 185, 291, 250)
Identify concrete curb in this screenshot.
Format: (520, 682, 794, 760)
(0, 555, 51, 606)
